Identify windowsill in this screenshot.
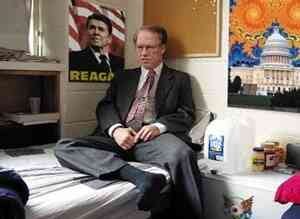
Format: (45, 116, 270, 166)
(0, 61, 65, 72)
(2, 112, 60, 126)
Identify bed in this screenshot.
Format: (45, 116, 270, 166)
(0, 111, 213, 219)
(0, 144, 170, 219)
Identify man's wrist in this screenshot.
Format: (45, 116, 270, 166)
(108, 123, 124, 137)
(151, 122, 167, 134)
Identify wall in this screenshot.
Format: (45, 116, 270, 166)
(12, 0, 143, 138)
(0, 0, 30, 50)
(7, 0, 298, 145)
(166, 0, 300, 146)
(65, 0, 300, 145)
(60, 0, 143, 137)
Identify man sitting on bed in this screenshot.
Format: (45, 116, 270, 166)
(55, 25, 203, 219)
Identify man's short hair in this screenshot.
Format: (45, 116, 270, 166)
(133, 25, 168, 45)
(86, 13, 113, 34)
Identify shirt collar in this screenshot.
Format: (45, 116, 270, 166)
(141, 62, 163, 76)
(89, 47, 109, 60)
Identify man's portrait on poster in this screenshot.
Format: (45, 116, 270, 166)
(69, 1, 125, 83)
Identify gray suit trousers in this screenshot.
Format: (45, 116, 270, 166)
(55, 133, 203, 218)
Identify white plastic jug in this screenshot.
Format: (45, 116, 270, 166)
(203, 116, 255, 174)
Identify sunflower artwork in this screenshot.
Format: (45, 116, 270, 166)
(228, 0, 300, 113)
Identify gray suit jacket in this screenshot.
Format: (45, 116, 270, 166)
(93, 64, 196, 144)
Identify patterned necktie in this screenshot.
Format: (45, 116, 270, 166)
(99, 54, 110, 72)
(126, 69, 156, 131)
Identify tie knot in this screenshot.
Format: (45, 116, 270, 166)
(148, 69, 156, 78)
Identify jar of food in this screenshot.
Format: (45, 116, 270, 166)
(252, 147, 265, 172)
(261, 141, 277, 149)
(274, 147, 285, 163)
(264, 148, 278, 169)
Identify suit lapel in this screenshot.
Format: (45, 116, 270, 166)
(85, 47, 99, 65)
(155, 65, 174, 113)
(121, 68, 141, 119)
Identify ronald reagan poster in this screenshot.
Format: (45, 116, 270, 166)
(69, 0, 125, 82)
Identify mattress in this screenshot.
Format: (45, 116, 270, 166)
(0, 144, 170, 219)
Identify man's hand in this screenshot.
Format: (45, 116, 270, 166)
(112, 127, 137, 150)
(134, 125, 160, 143)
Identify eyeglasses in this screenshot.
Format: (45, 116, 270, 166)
(136, 44, 162, 52)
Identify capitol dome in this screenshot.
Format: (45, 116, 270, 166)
(260, 26, 291, 69)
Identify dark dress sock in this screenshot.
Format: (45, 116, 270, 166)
(116, 164, 166, 211)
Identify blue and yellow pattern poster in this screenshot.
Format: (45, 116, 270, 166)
(228, 0, 300, 113)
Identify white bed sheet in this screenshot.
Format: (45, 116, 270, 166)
(0, 144, 170, 219)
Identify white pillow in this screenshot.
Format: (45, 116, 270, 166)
(189, 111, 215, 146)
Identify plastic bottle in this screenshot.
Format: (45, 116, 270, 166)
(203, 116, 255, 174)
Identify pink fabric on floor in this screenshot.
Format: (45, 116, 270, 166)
(275, 173, 300, 204)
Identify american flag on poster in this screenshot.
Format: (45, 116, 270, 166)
(69, 0, 126, 57)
